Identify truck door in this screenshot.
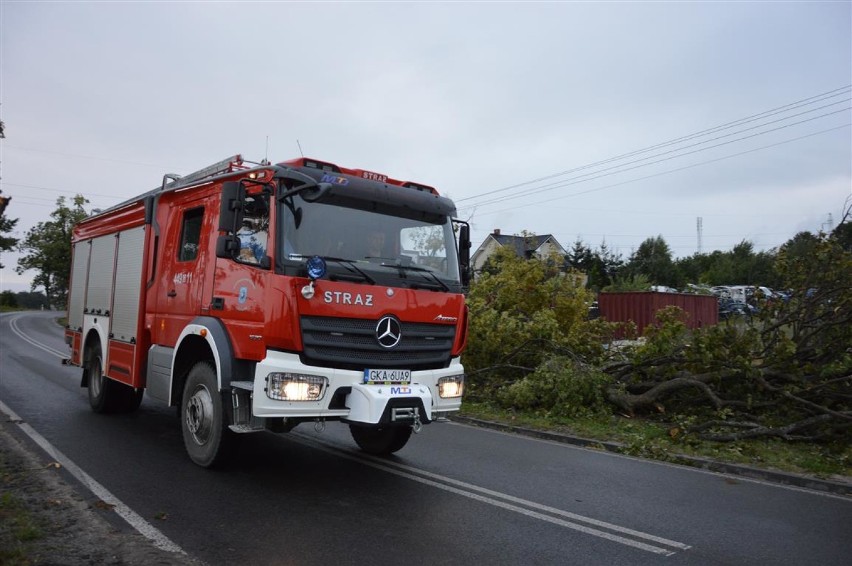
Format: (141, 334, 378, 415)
(209, 188, 271, 360)
(152, 199, 211, 346)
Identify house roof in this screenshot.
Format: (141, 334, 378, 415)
(472, 233, 566, 262)
(492, 234, 560, 256)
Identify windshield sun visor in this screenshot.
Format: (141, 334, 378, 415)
(282, 166, 457, 224)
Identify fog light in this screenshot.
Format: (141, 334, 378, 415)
(266, 373, 327, 401)
(438, 375, 464, 398)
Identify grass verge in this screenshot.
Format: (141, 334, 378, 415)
(0, 475, 46, 566)
(458, 401, 851, 480)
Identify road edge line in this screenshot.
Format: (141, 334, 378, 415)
(0, 400, 186, 554)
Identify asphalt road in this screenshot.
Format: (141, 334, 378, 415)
(1, 311, 850, 565)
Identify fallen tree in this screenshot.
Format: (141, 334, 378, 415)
(602, 233, 851, 442)
(466, 231, 851, 445)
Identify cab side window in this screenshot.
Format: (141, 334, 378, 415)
(237, 194, 269, 264)
(178, 207, 204, 262)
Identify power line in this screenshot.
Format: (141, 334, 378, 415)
(461, 107, 850, 211)
(552, 231, 796, 239)
(1, 182, 124, 200)
(3, 198, 112, 211)
(457, 85, 851, 205)
(3, 145, 175, 169)
(513, 204, 806, 218)
(461, 123, 851, 218)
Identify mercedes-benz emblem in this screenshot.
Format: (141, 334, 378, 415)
(376, 316, 402, 349)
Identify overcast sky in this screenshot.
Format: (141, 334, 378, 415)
(1, 1, 850, 293)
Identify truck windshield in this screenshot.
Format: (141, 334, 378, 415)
(278, 194, 461, 288)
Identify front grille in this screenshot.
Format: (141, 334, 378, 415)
(300, 316, 455, 371)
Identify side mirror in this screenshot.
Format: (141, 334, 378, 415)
(216, 234, 241, 259)
(458, 222, 472, 286)
(219, 181, 246, 233)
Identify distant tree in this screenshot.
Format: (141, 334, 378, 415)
(587, 240, 623, 290)
(602, 273, 652, 292)
(564, 238, 623, 291)
(566, 238, 593, 271)
(0, 290, 17, 308)
(0, 191, 18, 269)
(781, 231, 821, 264)
(625, 235, 679, 287)
(16, 195, 89, 308)
(676, 242, 779, 288)
(675, 251, 716, 285)
(725, 240, 778, 287)
(831, 218, 851, 252)
(15, 291, 49, 309)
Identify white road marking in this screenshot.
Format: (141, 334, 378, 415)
(0, 401, 185, 554)
(8, 314, 68, 359)
(291, 433, 691, 556)
(1, 314, 185, 554)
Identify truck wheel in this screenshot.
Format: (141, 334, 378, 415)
(181, 361, 235, 468)
(119, 388, 144, 413)
(349, 425, 412, 455)
(86, 343, 113, 413)
(86, 343, 143, 414)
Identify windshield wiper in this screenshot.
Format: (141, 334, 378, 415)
(378, 262, 451, 292)
(320, 256, 376, 285)
(288, 254, 376, 284)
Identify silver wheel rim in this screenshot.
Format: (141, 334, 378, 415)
(185, 384, 214, 446)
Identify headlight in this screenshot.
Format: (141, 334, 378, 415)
(266, 373, 328, 401)
(438, 375, 464, 398)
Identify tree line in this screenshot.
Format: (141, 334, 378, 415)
(0, 194, 89, 308)
(564, 227, 851, 292)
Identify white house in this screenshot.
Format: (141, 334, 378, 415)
(471, 229, 568, 275)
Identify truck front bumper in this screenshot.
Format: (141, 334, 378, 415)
(249, 351, 464, 425)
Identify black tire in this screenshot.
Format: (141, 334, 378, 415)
(86, 342, 144, 414)
(349, 425, 412, 455)
(86, 342, 112, 413)
(119, 387, 144, 413)
(181, 361, 235, 468)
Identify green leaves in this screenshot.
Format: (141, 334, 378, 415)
(498, 357, 613, 418)
(465, 244, 609, 399)
(16, 195, 90, 308)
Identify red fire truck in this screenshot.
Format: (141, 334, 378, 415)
(64, 155, 470, 467)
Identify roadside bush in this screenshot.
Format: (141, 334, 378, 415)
(465, 244, 601, 396)
(498, 356, 613, 418)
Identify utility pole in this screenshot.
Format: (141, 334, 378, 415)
(697, 217, 703, 254)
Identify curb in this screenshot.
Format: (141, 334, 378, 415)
(450, 415, 852, 497)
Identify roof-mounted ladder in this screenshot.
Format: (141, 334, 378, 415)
(161, 154, 245, 191)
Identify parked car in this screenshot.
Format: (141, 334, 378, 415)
(718, 297, 757, 320)
(650, 285, 678, 293)
(587, 300, 600, 320)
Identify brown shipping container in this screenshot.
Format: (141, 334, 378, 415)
(598, 292, 718, 336)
